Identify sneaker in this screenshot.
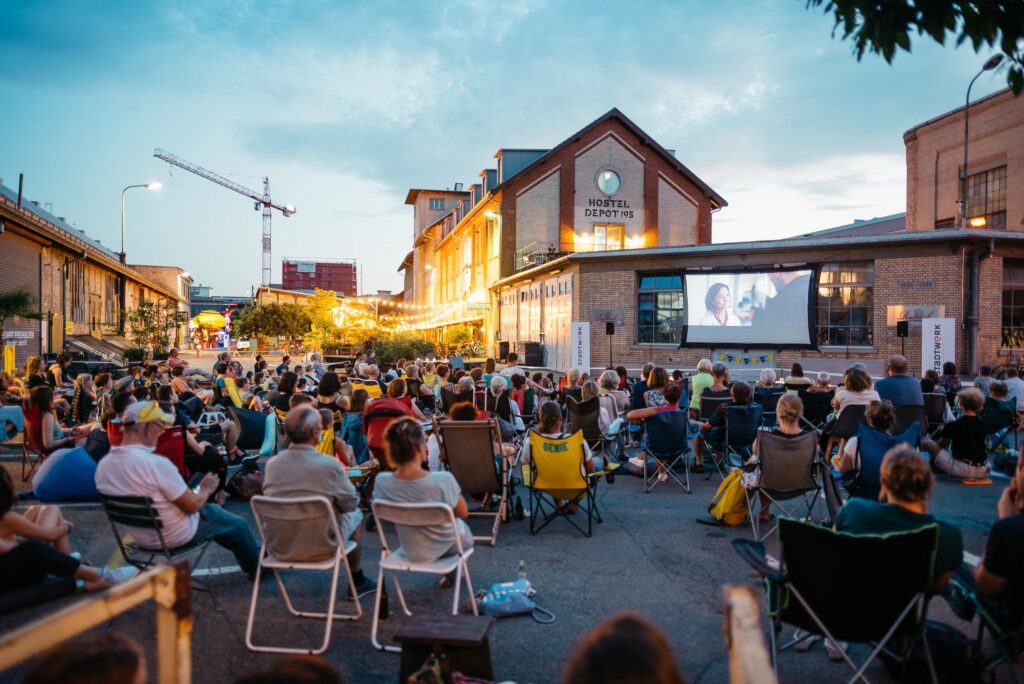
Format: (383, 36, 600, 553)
(791, 629, 820, 652)
(824, 639, 848, 662)
(346, 576, 377, 600)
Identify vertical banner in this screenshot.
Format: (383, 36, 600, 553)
(571, 322, 590, 375)
(2, 345, 14, 374)
(921, 317, 955, 375)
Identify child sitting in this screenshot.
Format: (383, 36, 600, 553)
(838, 400, 896, 474)
(922, 388, 990, 479)
(317, 408, 355, 468)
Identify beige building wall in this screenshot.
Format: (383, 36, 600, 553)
(905, 89, 1024, 231)
(573, 134, 646, 245)
(515, 169, 560, 252)
(657, 175, 699, 246)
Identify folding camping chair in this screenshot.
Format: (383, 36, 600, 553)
(983, 396, 1019, 452)
(350, 379, 383, 399)
(20, 410, 48, 483)
(843, 421, 922, 502)
(153, 425, 188, 478)
(746, 430, 821, 541)
(894, 405, 928, 440)
(99, 493, 213, 585)
(567, 396, 618, 464)
(707, 404, 763, 480)
(823, 404, 868, 460)
(757, 390, 786, 428)
(370, 501, 476, 653)
(801, 389, 836, 428)
(245, 495, 362, 654)
(733, 518, 940, 684)
(922, 393, 949, 439)
(699, 394, 730, 421)
(949, 571, 1024, 684)
(436, 419, 507, 546)
(524, 430, 601, 537)
(642, 410, 691, 493)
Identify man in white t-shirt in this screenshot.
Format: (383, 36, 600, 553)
(499, 352, 526, 378)
(95, 401, 260, 579)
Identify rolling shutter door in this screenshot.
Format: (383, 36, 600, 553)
(0, 231, 43, 367)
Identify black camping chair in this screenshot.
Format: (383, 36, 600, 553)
(922, 393, 949, 439)
(802, 389, 836, 427)
(733, 518, 940, 683)
(948, 570, 1024, 684)
(894, 404, 928, 440)
(642, 410, 690, 493)
(746, 430, 821, 541)
(823, 404, 868, 459)
(756, 390, 785, 428)
(708, 404, 763, 480)
(440, 387, 474, 414)
(699, 394, 730, 421)
(566, 396, 604, 450)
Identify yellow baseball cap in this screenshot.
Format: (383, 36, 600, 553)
(121, 401, 174, 426)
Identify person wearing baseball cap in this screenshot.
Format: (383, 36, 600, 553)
(95, 401, 260, 578)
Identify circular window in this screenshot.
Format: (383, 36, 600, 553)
(596, 170, 621, 196)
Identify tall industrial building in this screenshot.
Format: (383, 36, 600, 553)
(281, 258, 358, 296)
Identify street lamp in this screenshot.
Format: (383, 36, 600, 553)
(961, 54, 1003, 229)
(121, 182, 162, 263)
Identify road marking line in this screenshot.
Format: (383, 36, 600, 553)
(965, 551, 980, 568)
(193, 565, 242, 577)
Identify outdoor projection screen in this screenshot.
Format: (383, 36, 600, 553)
(681, 267, 817, 348)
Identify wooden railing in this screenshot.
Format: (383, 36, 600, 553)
(0, 564, 192, 684)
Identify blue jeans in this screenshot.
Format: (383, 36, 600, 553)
(192, 504, 260, 577)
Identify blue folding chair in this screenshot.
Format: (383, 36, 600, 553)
(708, 404, 763, 480)
(642, 410, 691, 493)
(843, 421, 921, 501)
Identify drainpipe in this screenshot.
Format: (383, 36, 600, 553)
(966, 241, 993, 376)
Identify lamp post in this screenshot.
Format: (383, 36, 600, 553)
(961, 54, 1003, 229)
(120, 182, 162, 263)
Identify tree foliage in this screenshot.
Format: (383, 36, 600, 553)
(0, 287, 44, 343)
(304, 289, 340, 352)
(361, 333, 436, 363)
(125, 300, 187, 351)
(807, 0, 1024, 94)
(232, 303, 311, 340)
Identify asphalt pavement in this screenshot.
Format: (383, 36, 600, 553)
(0, 439, 1014, 684)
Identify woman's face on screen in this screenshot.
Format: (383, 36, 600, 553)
(714, 287, 732, 313)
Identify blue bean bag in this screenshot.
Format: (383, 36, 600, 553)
(31, 448, 98, 502)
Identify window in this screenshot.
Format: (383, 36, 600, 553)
(638, 273, 684, 344)
(596, 170, 621, 196)
(1002, 260, 1024, 348)
(487, 215, 500, 259)
(67, 260, 85, 323)
(816, 262, 874, 346)
(104, 275, 118, 325)
(428, 198, 445, 211)
(575, 224, 624, 252)
(964, 165, 1007, 229)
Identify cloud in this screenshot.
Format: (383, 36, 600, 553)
(706, 153, 906, 242)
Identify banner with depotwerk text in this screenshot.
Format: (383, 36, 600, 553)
(571, 322, 590, 375)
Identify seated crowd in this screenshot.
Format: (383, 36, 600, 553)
(5, 347, 1024, 682)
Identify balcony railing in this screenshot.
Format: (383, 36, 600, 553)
(514, 238, 644, 273)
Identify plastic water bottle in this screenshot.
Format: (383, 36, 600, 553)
(517, 560, 527, 581)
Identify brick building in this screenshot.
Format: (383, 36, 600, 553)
(0, 182, 188, 368)
(397, 108, 726, 365)
(281, 258, 358, 296)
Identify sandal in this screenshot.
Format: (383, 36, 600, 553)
(692, 464, 704, 474)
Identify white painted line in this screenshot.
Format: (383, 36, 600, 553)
(192, 565, 242, 577)
(16, 501, 103, 510)
(965, 551, 980, 568)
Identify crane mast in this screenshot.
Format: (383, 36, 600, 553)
(153, 148, 295, 287)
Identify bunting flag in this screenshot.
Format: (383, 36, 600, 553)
(717, 353, 774, 365)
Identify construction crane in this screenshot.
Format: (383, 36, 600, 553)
(153, 148, 296, 287)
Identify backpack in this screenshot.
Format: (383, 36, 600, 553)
(707, 469, 749, 526)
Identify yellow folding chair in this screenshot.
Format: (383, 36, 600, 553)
(350, 380, 382, 399)
(525, 430, 601, 537)
(221, 376, 244, 409)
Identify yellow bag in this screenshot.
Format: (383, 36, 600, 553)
(707, 469, 749, 526)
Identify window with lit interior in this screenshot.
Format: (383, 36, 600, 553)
(815, 262, 873, 347)
(638, 273, 684, 344)
(964, 165, 1006, 229)
(1002, 260, 1024, 348)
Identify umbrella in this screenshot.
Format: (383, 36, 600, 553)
(193, 310, 227, 328)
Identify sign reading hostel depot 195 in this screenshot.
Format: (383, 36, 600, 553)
(584, 198, 634, 219)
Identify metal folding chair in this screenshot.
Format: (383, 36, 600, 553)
(370, 501, 477, 652)
(245, 495, 362, 654)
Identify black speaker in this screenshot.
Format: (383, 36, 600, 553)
(606, 322, 615, 335)
(896, 321, 909, 338)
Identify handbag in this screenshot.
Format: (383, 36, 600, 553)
(707, 469, 749, 526)
(225, 462, 263, 501)
(477, 579, 555, 623)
